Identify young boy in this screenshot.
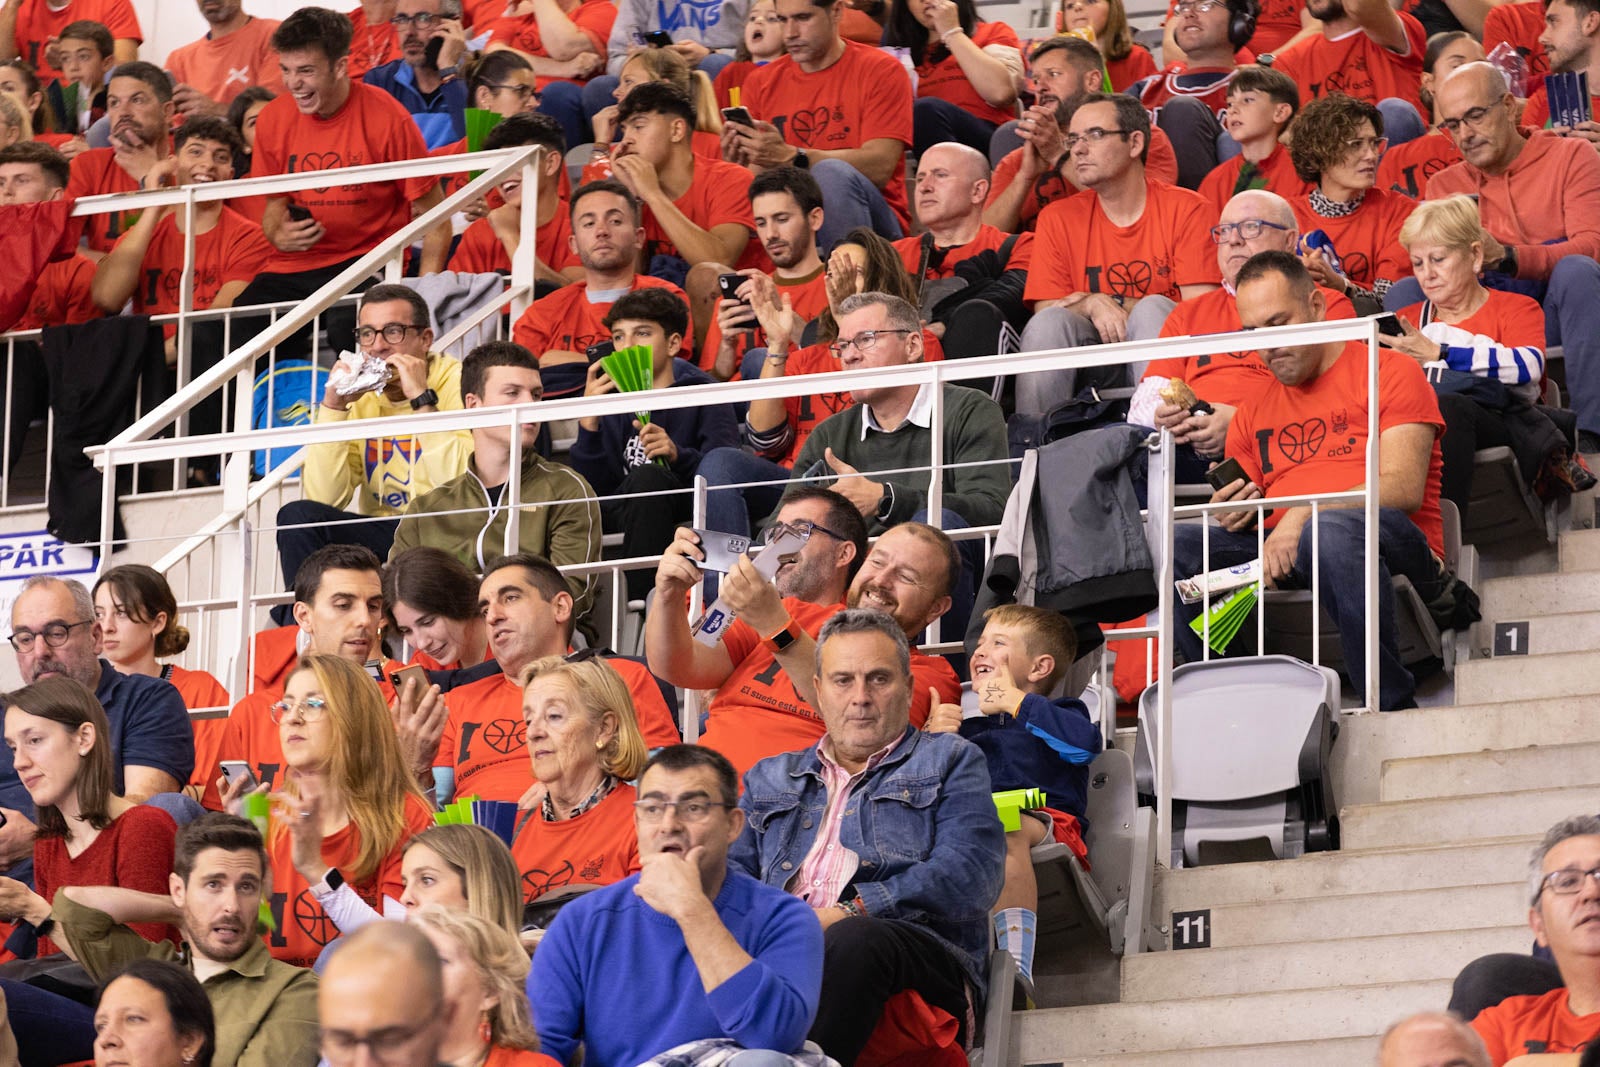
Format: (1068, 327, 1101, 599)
(569, 287, 738, 597)
(50, 20, 112, 135)
(1197, 65, 1310, 215)
(928, 604, 1102, 985)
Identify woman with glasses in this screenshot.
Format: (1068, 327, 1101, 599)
(1288, 92, 1418, 313)
(510, 656, 648, 906)
(713, 0, 786, 110)
(1056, 0, 1157, 91)
(222, 654, 433, 969)
(883, 0, 1023, 157)
(1374, 31, 1480, 199)
(0, 677, 180, 958)
(413, 906, 561, 1067)
(467, 50, 542, 119)
(93, 959, 215, 1067)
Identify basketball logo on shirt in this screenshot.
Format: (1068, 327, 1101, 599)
(1341, 252, 1372, 286)
(293, 890, 338, 946)
(524, 861, 576, 900)
(1276, 418, 1328, 464)
(774, 109, 849, 148)
(287, 152, 343, 193)
(480, 718, 527, 755)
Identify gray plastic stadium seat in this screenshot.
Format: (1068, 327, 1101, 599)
(1133, 655, 1339, 868)
(1462, 446, 1551, 546)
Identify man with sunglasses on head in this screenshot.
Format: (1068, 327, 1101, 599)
(363, 0, 470, 149)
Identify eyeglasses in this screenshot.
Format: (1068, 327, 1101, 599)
(269, 697, 329, 724)
(484, 82, 537, 101)
(355, 323, 424, 345)
(1060, 0, 1107, 8)
(634, 798, 733, 823)
(389, 12, 445, 28)
(829, 328, 912, 357)
(1173, 0, 1224, 12)
(1537, 866, 1600, 900)
(8, 619, 92, 652)
(1065, 127, 1132, 149)
(1210, 219, 1293, 244)
(321, 1022, 435, 1063)
(1341, 135, 1388, 156)
(1437, 104, 1497, 136)
(768, 518, 848, 544)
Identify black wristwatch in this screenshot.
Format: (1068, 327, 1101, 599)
(316, 868, 346, 894)
(410, 388, 439, 410)
(32, 916, 54, 939)
(792, 148, 810, 169)
(874, 482, 895, 522)
(1499, 245, 1518, 278)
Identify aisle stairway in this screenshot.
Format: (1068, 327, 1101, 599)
(1015, 526, 1600, 1066)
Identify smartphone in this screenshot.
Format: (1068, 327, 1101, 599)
(286, 202, 313, 223)
(424, 35, 445, 69)
(721, 106, 754, 127)
(220, 760, 258, 792)
(390, 664, 430, 692)
(642, 29, 673, 46)
(1375, 313, 1405, 337)
(718, 273, 747, 301)
(690, 528, 753, 572)
(1205, 456, 1249, 491)
(586, 339, 615, 362)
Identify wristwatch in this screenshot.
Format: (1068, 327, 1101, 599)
(1499, 245, 1519, 278)
(410, 388, 439, 410)
(761, 616, 804, 654)
(792, 148, 810, 169)
(438, 64, 460, 80)
(874, 482, 896, 522)
(313, 868, 346, 896)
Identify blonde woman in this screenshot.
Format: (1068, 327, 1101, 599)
(593, 46, 723, 156)
(1056, 0, 1156, 90)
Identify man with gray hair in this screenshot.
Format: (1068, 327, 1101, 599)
(362, 0, 468, 149)
(730, 607, 1004, 1065)
(1378, 1012, 1490, 1067)
(0, 576, 193, 883)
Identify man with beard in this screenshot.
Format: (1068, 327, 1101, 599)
(1268, 0, 1430, 143)
(14, 814, 319, 1067)
(165, 0, 285, 113)
(65, 61, 175, 253)
(1528, 0, 1600, 135)
(648, 504, 961, 776)
(363, 0, 469, 148)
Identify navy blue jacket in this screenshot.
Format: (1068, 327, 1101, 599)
(568, 359, 739, 492)
(959, 693, 1102, 822)
(364, 59, 467, 148)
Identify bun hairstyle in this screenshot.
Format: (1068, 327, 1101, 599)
(93, 564, 190, 657)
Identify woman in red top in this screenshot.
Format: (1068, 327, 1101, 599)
(414, 907, 562, 1067)
(713, 0, 785, 109)
(884, 0, 1022, 156)
(384, 548, 490, 672)
(0, 676, 179, 955)
(0, 58, 83, 159)
(1057, 0, 1158, 90)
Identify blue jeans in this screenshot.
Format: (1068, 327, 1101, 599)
(914, 96, 1000, 157)
(538, 80, 591, 154)
(1170, 507, 1444, 710)
(0, 977, 94, 1066)
(1377, 98, 1426, 146)
(700, 446, 792, 537)
(812, 157, 904, 253)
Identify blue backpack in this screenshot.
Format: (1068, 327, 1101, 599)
(251, 361, 330, 476)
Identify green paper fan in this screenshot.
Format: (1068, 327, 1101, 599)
(466, 108, 507, 180)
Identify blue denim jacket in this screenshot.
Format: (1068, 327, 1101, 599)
(729, 727, 1005, 993)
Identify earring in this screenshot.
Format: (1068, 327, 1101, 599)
(596, 739, 604, 749)
(478, 1013, 492, 1045)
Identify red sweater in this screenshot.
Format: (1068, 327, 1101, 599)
(35, 803, 179, 954)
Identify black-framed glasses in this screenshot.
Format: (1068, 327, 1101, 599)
(1437, 104, 1496, 136)
(1210, 219, 1293, 244)
(1537, 865, 1600, 901)
(269, 697, 329, 724)
(1064, 127, 1131, 149)
(8, 619, 92, 652)
(829, 328, 912, 357)
(355, 323, 425, 346)
(634, 798, 733, 823)
(485, 82, 537, 102)
(389, 12, 444, 28)
(772, 518, 848, 544)
(321, 1020, 436, 1063)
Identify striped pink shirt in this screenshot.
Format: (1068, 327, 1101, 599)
(788, 732, 908, 909)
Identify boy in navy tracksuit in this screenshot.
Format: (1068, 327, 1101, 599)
(928, 604, 1102, 983)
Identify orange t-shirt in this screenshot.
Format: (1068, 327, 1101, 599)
(165, 16, 285, 104)
(1270, 13, 1427, 115)
(1290, 186, 1416, 289)
(1024, 180, 1222, 304)
(1242, 0, 1307, 54)
(742, 41, 914, 230)
(447, 204, 579, 276)
(119, 208, 273, 328)
(437, 663, 679, 803)
(510, 274, 691, 359)
(1197, 143, 1312, 215)
(640, 158, 758, 267)
(67, 147, 154, 253)
(12, 0, 140, 82)
(1395, 287, 1546, 356)
(1224, 339, 1445, 556)
(346, 5, 402, 79)
(915, 21, 1020, 127)
(1473, 989, 1600, 1064)
(166, 664, 232, 805)
(702, 268, 830, 375)
(1104, 46, 1158, 93)
(484, 1, 618, 87)
(1377, 129, 1461, 199)
(511, 782, 640, 902)
(1146, 283, 1355, 409)
(250, 83, 435, 273)
(697, 597, 961, 777)
(894, 223, 1033, 279)
(987, 128, 1180, 232)
(713, 59, 761, 109)
(16, 253, 98, 331)
(1483, 0, 1548, 97)
(485, 1046, 562, 1067)
(263, 793, 434, 968)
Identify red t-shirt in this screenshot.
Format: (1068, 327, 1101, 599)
(1270, 13, 1428, 115)
(35, 804, 178, 955)
(1024, 180, 1222, 304)
(484, 1, 618, 87)
(250, 83, 435, 273)
(165, 16, 285, 104)
(639, 158, 758, 266)
(1137, 65, 1235, 120)
(437, 664, 679, 804)
(167, 665, 232, 804)
(1243, 0, 1307, 54)
(447, 204, 579, 276)
(1483, 0, 1548, 97)
(67, 147, 152, 253)
(702, 268, 830, 375)
(12, 0, 140, 82)
(511, 782, 640, 902)
(987, 128, 1180, 232)
(697, 597, 960, 777)
(1473, 989, 1600, 1063)
(742, 41, 914, 230)
(263, 794, 434, 968)
(894, 223, 1033, 279)
(1224, 339, 1445, 556)
(346, 5, 402, 79)
(1147, 283, 1354, 409)
(486, 1046, 563, 1067)
(1104, 45, 1158, 93)
(915, 21, 1020, 127)
(1395, 287, 1546, 360)
(1197, 143, 1312, 214)
(510, 274, 690, 359)
(1377, 128, 1461, 200)
(16, 253, 98, 331)
(1291, 186, 1416, 289)
(714, 59, 762, 109)
(119, 208, 273, 327)
(1522, 85, 1600, 130)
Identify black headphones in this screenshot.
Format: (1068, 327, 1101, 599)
(1227, 0, 1261, 50)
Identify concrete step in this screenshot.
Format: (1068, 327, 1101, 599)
(1017, 980, 1452, 1059)
(1332, 698, 1600, 806)
(1455, 650, 1600, 705)
(1561, 528, 1600, 573)
(1381, 741, 1600, 802)
(1479, 572, 1600, 624)
(1157, 838, 1535, 914)
(1119, 925, 1527, 1001)
(1341, 785, 1599, 852)
(1040, 1037, 1379, 1067)
(1466, 610, 1600, 658)
(1182, 881, 1526, 949)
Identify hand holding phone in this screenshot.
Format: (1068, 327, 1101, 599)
(220, 760, 259, 792)
(721, 106, 754, 127)
(1205, 456, 1249, 492)
(286, 203, 314, 223)
(390, 664, 430, 692)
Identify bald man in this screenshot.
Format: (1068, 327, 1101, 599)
(318, 923, 446, 1067)
(1378, 1012, 1491, 1067)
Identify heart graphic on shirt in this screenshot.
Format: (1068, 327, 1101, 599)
(481, 718, 528, 755)
(1278, 418, 1328, 464)
(788, 107, 832, 144)
(295, 151, 343, 193)
(1105, 260, 1154, 299)
(523, 862, 576, 901)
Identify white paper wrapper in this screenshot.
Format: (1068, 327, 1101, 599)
(1176, 558, 1262, 605)
(330, 350, 394, 397)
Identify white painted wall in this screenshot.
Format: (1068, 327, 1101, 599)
(130, 0, 310, 70)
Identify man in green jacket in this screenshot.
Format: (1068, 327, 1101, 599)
(390, 340, 603, 624)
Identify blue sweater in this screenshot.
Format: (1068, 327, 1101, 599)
(568, 359, 739, 493)
(529, 870, 823, 1067)
(958, 693, 1102, 822)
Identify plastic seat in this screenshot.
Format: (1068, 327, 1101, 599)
(1133, 655, 1339, 868)
(1461, 445, 1551, 546)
